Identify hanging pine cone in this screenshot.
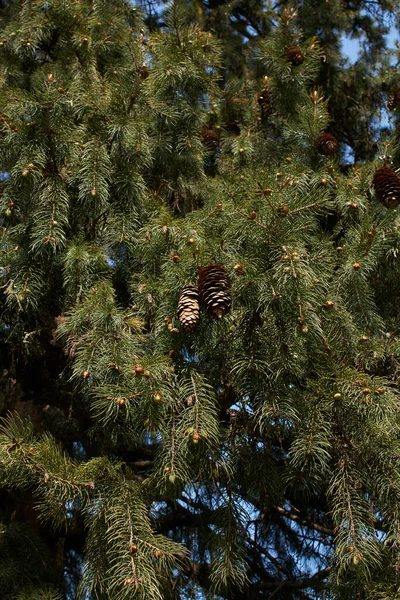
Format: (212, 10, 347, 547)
(200, 125, 220, 148)
(198, 265, 231, 319)
(285, 46, 304, 66)
(177, 285, 200, 332)
(388, 88, 400, 111)
(372, 167, 400, 209)
(316, 133, 338, 157)
(257, 89, 272, 119)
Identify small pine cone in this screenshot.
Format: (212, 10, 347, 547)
(388, 88, 400, 111)
(317, 133, 338, 157)
(200, 126, 219, 148)
(198, 265, 231, 319)
(177, 285, 200, 332)
(372, 167, 400, 209)
(257, 89, 272, 119)
(285, 46, 304, 66)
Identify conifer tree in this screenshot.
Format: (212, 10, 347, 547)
(1, 1, 400, 600)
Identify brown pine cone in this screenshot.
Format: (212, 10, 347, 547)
(257, 89, 272, 119)
(177, 285, 200, 332)
(198, 265, 231, 319)
(316, 133, 338, 157)
(200, 126, 220, 148)
(372, 167, 400, 209)
(285, 46, 304, 66)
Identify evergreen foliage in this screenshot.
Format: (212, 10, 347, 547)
(1, 0, 400, 599)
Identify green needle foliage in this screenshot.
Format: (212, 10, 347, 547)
(1, 0, 400, 599)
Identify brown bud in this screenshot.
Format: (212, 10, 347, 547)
(108, 362, 119, 371)
(152, 392, 162, 404)
(130, 544, 138, 554)
(362, 387, 371, 395)
(82, 370, 90, 379)
(375, 387, 385, 395)
(172, 255, 180, 262)
(192, 432, 201, 443)
(234, 263, 244, 272)
(249, 211, 257, 220)
(323, 301, 335, 310)
(352, 262, 361, 271)
(135, 365, 144, 376)
(117, 398, 125, 406)
(154, 550, 163, 559)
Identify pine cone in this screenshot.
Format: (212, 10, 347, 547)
(316, 133, 338, 157)
(177, 285, 200, 332)
(257, 89, 272, 119)
(285, 46, 304, 66)
(388, 88, 400, 111)
(200, 126, 220, 148)
(198, 265, 231, 319)
(372, 167, 400, 209)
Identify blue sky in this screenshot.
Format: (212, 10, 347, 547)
(341, 26, 397, 64)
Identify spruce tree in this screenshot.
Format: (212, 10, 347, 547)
(1, 1, 400, 600)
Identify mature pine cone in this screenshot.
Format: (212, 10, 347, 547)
(177, 285, 200, 332)
(316, 133, 338, 157)
(285, 46, 304, 66)
(200, 126, 220, 148)
(372, 167, 400, 209)
(388, 88, 400, 111)
(198, 265, 231, 319)
(257, 89, 272, 119)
